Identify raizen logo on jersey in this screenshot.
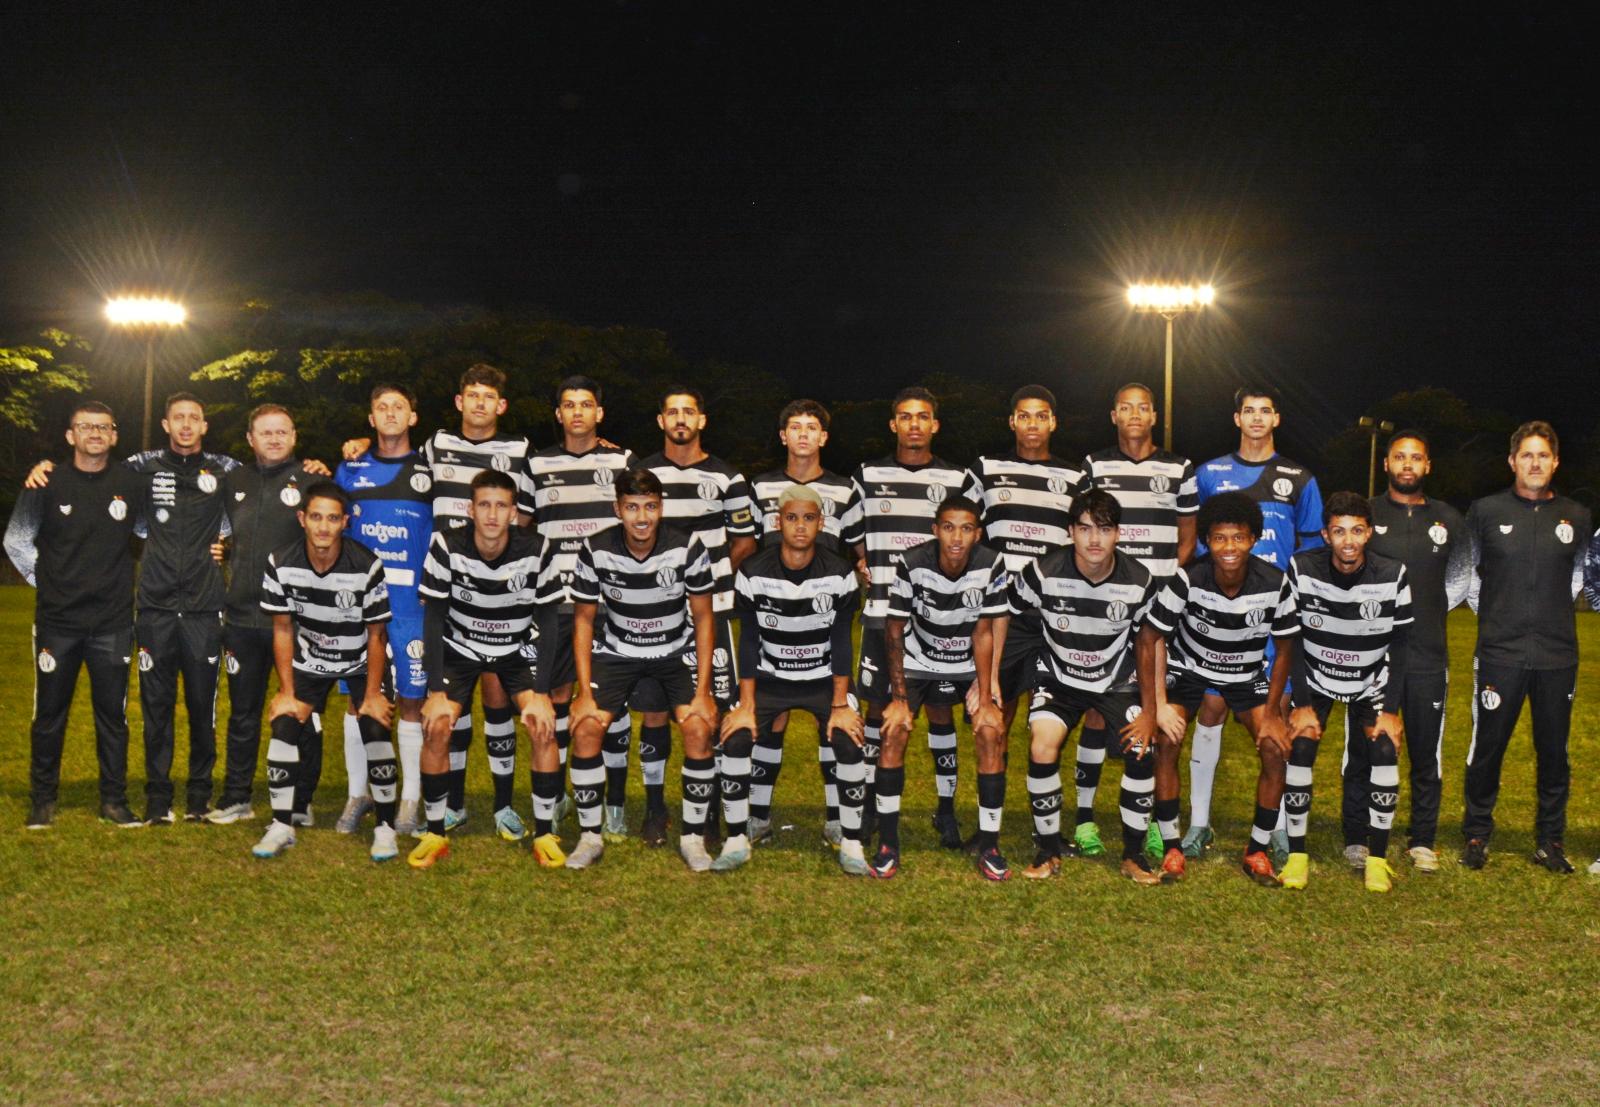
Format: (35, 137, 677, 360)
(361, 521, 409, 544)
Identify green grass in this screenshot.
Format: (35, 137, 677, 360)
(4, 585, 1600, 1105)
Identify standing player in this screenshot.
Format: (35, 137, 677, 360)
(851, 387, 982, 848)
(633, 387, 758, 845)
(210, 404, 315, 826)
(1357, 431, 1465, 873)
(343, 364, 537, 837)
(747, 399, 863, 846)
(1188, 386, 1324, 860)
(1455, 421, 1590, 874)
(335, 384, 434, 836)
(875, 497, 1009, 879)
(1281, 492, 1412, 893)
(723, 485, 867, 874)
(971, 386, 1087, 834)
(1008, 489, 1165, 885)
(563, 469, 721, 871)
(1073, 382, 1197, 860)
(1129, 492, 1297, 885)
(408, 471, 559, 869)
(525, 376, 638, 831)
(253, 483, 397, 861)
(6, 402, 145, 828)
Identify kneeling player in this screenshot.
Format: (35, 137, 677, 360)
(1130, 492, 1297, 885)
(1282, 491, 1412, 892)
(566, 469, 722, 871)
(876, 497, 1009, 879)
(254, 483, 398, 861)
(409, 472, 559, 869)
(722, 485, 867, 873)
(1008, 490, 1164, 885)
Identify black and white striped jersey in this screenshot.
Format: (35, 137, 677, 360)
(884, 539, 1009, 677)
(527, 443, 638, 605)
(422, 430, 538, 530)
(569, 525, 715, 659)
(1008, 550, 1158, 693)
(419, 526, 550, 661)
(750, 468, 863, 554)
(1083, 447, 1198, 581)
(1144, 556, 1298, 686)
(638, 452, 758, 613)
(1288, 549, 1412, 703)
(260, 539, 391, 676)
(972, 451, 1088, 574)
(734, 544, 860, 683)
(850, 456, 983, 623)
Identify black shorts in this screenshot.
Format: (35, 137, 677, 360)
(628, 612, 739, 711)
(439, 649, 538, 709)
(899, 673, 970, 716)
(545, 612, 578, 691)
(1026, 675, 1143, 733)
(1167, 669, 1269, 715)
(312, 667, 393, 711)
(855, 625, 890, 704)
(997, 610, 1045, 703)
(1302, 690, 1379, 735)
(591, 654, 697, 717)
(751, 677, 852, 736)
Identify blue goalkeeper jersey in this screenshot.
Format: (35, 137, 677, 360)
(1195, 452, 1324, 569)
(335, 450, 434, 620)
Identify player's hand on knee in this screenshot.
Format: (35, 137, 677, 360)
(269, 692, 311, 723)
(1119, 710, 1157, 757)
(687, 691, 719, 731)
(829, 706, 865, 745)
(971, 699, 1002, 736)
(1156, 703, 1186, 745)
(1288, 706, 1322, 741)
(881, 697, 914, 742)
(720, 701, 756, 741)
(359, 693, 393, 728)
(1253, 712, 1291, 758)
(421, 691, 456, 732)
(1368, 711, 1404, 744)
(521, 693, 555, 741)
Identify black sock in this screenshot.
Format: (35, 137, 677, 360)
(975, 771, 1005, 850)
(422, 770, 449, 835)
(875, 765, 905, 850)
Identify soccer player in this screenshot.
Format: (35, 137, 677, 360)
(634, 386, 758, 845)
(253, 482, 397, 861)
(1008, 489, 1164, 884)
(747, 398, 864, 847)
(723, 485, 867, 874)
(1455, 421, 1590, 874)
(334, 384, 434, 837)
(851, 387, 982, 848)
(526, 375, 639, 832)
(1130, 492, 1297, 885)
(342, 364, 537, 837)
(1358, 430, 1466, 873)
(564, 468, 721, 871)
(1188, 386, 1324, 860)
(209, 404, 316, 826)
(1073, 382, 1197, 860)
(1281, 491, 1412, 892)
(408, 471, 559, 869)
(971, 386, 1087, 826)
(875, 497, 1009, 879)
(5, 402, 145, 828)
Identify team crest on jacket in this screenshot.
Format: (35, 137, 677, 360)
(280, 486, 302, 507)
(1428, 524, 1448, 544)
(155, 508, 170, 524)
(37, 649, 56, 673)
(138, 649, 154, 672)
(108, 497, 127, 520)
(198, 472, 218, 494)
(1272, 478, 1293, 498)
(225, 652, 240, 675)
(1556, 521, 1574, 544)
(1480, 686, 1502, 710)
(1373, 524, 1388, 534)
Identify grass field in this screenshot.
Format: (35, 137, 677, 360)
(4, 586, 1600, 1105)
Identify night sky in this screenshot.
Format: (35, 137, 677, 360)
(3, 5, 1596, 465)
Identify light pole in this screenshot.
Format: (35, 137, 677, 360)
(1359, 416, 1395, 498)
(105, 296, 187, 451)
(1127, 282, 1214, 452)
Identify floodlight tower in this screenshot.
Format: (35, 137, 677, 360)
(105, 296, 188, 451)
(1126, 282, 1214, 452)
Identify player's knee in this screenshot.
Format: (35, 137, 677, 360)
(1371, 733, 1397, 765)
(720, 729, 753, 760)
(1258, 743, 1286, 775)
(1197, 696, 1227, 726)
(829, 731, 863, 764)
